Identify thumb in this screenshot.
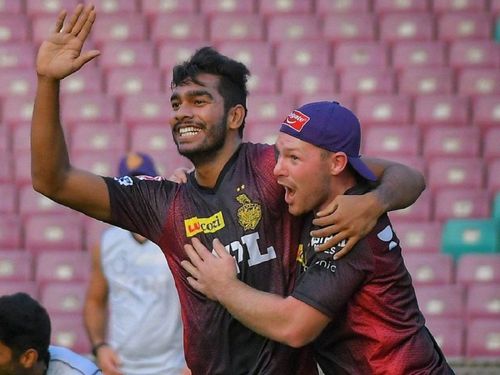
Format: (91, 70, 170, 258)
(74, 50, 100, 69)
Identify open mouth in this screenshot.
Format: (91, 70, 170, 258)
(178, 126, 201, 138)
(283, 185, 296, 204)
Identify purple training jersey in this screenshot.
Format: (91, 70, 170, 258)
(104, 143, 317, 375)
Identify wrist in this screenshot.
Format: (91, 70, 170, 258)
(91, 341, 108, 357)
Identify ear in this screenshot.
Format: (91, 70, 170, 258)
(227, 104, 246, 131)
(330, 152, 349, 176)
(19, 348, 38, 368)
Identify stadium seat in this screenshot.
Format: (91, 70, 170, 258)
(339, 67, 396, 96)
(40, 281, 87, 314)
(362, 125, 420, 157)
(356, 94, 412, 127)
(2, 96, 34, 127)
(422, 127, 480, 160)
(83, 219, 111, 252)
(12, 123, 31, 155)
(266, 14, 321, 43)
(93, 0, 138, 14)
(297, 94, 355, 113)
(414, 284, 466, 319)
(275, 40, 331, 69)
(316, 0, 370, 13)
(158, 40, 209, 72)
(50, 312, 91, 354)
(372, 0, 430, 14)
(0, 68, 36, 99)
(466, 284, 500, 321)
(457, 68, 500, 97)
(0, 250, 33, 282)
(150, 14, 208, 43)
(0, 214, 22, 249)
(141, 0, 197, 16)
(200, 0, 255, 15)
(69, 122, 127, 154)
(457, 254, 500, 286)
(0, 43, 35, 69)
(433, 188, 491, 222)
(71, 150, 121, 177)
(0, 0, 24, 13)
(258, 0, 313, 16)
(414, 95, 470, 130)
(244, 122, 279, 145)
(472, 95, 500, 134)
(0, 14, 30, 43)
(280, 67, 337, 99)
(60, 94, 117, 127)
(120, 93, 172, 128)
(105, 67, 164, 98)
(433, 0, 488, 13)
(24, 213, 84, 253)
(391, 41, 447, 72)
(388, 191, 433, 224)
(144, 149, 193, 179)
(449, 41, 500, 71)
(91, 14, 147, 47)
(0, 183, 16, 214)
(379, 13, 435, 44)
(217, 41, 274, 70)
(26, 0, 78, 16)
(322, 13, 376, 44)
(247, 95, 295, 125)
(35, 250, 90, 288)
(128, 123, 176, 154)
(0, 151, 11, 183)
(13, 153, 32, 187)
(19, 185, 76, 217)
(398, 67, 455, 97)
(424, 318, 465, 359)
(488, 159, 500, 198)
(465, 318, 500, 360)
(442, 219, 500, 259)
(404, 253, 455, 286)
(246, 66, 280, 95)
(99, 41, 156, 70)
(427, 157, 484, 192)
(394, 221, 442, 254)
(60, 68, 104, 96)
(334, 41, 389, 72)
(209, 14, 264, 43)
(0, 281, 38, 298)
(437, 12, 493, 42)
(0, 128, 7, 153)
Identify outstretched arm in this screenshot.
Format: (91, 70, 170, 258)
(31, 4, 110, 221)
(181, 238, 330, 347)
(312, 158, 425, 258)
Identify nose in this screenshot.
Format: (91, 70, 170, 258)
(273, 156, 285, 178)
(171, 102, 194, 125)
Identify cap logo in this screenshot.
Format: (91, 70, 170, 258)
(283, 110, 310, 132)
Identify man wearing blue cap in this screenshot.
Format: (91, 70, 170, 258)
(84, 153, 188, 375)
(182, 102, 454, 374)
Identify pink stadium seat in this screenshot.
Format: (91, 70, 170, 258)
(404, 253, 455, 286)
(12, 123, 31, 155)
(297, 94, 355, 112)
(433, 0, 488, 13)
(61, 94, 117, 127)
(322, 13, 376, 44)
(275, 40, 331, 69)
(356, 94, 412, 127)
(120, 93, 172, 128)
(0, 68, 36, 99)
(466, 319, 500, 360)
(414, 95, 470, 130)
(200, 0, 255, 15)
(483, 128, 500, 164)
(1, 152, 13, 183)
(414, 284, 466, 320)
(362, 126, 420, 157)
(0, 250, 33, 282)
(141, 0, 197, 16)
(246, 95, 295, 125)
(2, 96, 34, 127)
(258, 0, 313, 16)
(19, 185, 76, 217)
(217, 41, 274, 69)
(391, 41, 447, 71)
(394, 221, 442, 254)
(449, 41, 500, 71)
(334, 42, 389, 72)
(339, 67, 396, 96)
(141, 149, 193, 179)
(209, 14, 264, 43)
(128, 123, 176, 154)
(428, 157, 485, 192)
(60, 68, 104, 96)
(0, 0, 23, 13)
(472, 95, 500, 134)
(244, 122, 279, 145)
(99, 41, 156, 70)
(316, 0, 370, 13)
(158, 40, 208, 72)
(26, 0, 78, 16)
(13, 153, 32, 186)
(0, 281, 38, 298)
(93, 0, 138, 14)
(40, 281, 87, 314)
(69, 122, 126, 154)
(398, 67, 455, 97)
(31, 14, 58, 45)
(150, 14, 208, 43)
(0, 183, 16, 214)
(24, 214, 83, 253)
(35, 250, 90, 287)
(90, 14, 147, 47)
(379, 13, 435, 44)
(433, 188, 491, 222)
(0, 128, 7, 153)
(423, 127, 480, 160)
(50, 312, 91, 354)
(458, 68, 500, 97)
(487, 158, 500, 196)
(280, 67, 337, 99)
(466, 284, 500, 321)
(437, 12, 493, 42)
(266, 14, 321, 43)
(105, 67, 163, 98)
(83, 219, 111, 252)
(0, 43, 35, 69)
(492, 0, 500, 15)
(0, 14, 30, 42)
(246, 66, 280, 95)
(457, 254, 500, 286)
(425, 318, 465, 359)
(388, 191, 432, 224)
(71, 150, 121, 177)
(373, 0, 430, 13)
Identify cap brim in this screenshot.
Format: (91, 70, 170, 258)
(348, 158, 377, 181)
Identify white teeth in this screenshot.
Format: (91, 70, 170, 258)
(178, 127, 200, 137)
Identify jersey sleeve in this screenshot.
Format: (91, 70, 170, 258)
(103, 176, 176, 244)
(292, 242, 374, 319)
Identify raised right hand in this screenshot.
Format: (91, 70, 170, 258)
(36, 3, 100, 80)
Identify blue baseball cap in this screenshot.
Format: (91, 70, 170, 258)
(118, 152, 158, 176)
(280, 101, 377, 181)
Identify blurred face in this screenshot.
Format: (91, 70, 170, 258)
(273, 133, 333, 216)
(169, 74, 228, 163)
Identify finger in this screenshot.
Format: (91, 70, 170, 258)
(311, 213, 341, 227)
(63, 3, 84, 34)
(315, 232, 346, 252)
(183, 244, 204, 267)
(332, 240, 355, 260)
(212, 238, 228, 258)
(186, 276, 204, 293)
(191, 237, 212, 261)
(180, 260, 201, 279)
(73, 50, 101, 69)
(315, 201, 338, 217)
(76, 7, 97, 40)
(310, 224, 339, 239)
(53, 9, 67, 33)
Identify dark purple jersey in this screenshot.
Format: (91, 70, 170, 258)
(104, 143, 317, 375)
(292, 187, 453, 375)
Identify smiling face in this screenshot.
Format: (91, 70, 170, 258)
(169, 74, 230, 164)
(273, 133, 335, 216)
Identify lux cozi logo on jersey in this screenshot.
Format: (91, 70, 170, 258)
(184, 212, 225, 237)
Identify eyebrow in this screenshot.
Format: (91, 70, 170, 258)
(170, 89, 214, 102)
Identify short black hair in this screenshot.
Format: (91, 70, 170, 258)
(171, 46, 250, 136)
(0, 293, 51, 366)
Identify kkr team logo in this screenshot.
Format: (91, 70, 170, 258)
(184, 212, 225, 237)
(236, 194, 261, 231)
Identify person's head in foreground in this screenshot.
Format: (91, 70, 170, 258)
(275, 101, 377, 216)
(0, 293, 51, 375)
